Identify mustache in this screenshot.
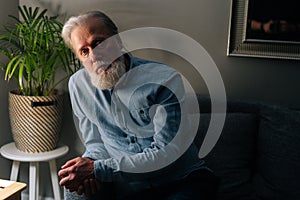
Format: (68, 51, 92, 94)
(93, 60, 111, 71)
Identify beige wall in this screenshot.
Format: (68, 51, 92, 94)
(19, 0, 300, 106)
(1, 0, 300, 198)
(18, 0, 300, 106)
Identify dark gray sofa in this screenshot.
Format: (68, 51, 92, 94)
(194, 95, 300, 200)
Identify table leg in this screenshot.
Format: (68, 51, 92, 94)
(10, 160, 20, 181)
(29, 162, 39, 200)
(49, 159, 61, 200)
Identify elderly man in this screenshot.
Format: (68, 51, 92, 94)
(58, 10, 218, 200)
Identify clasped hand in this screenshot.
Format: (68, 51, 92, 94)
(58, 157, 101, 196)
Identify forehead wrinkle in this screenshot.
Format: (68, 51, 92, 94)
(70, 27, 89, 52)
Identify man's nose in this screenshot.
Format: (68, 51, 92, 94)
(89, 49, 102, 63)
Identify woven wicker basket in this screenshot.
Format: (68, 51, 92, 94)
(8, 90, 63, 153)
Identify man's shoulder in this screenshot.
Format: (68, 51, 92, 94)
(70, 68, 89, 81)
(69, 68, 92, 92)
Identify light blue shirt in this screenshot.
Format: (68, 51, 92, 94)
(69, 54, 205, 189)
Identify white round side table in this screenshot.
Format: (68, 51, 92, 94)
(0, 142, 69, 200)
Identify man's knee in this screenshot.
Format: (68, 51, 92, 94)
(64, 188, 89, 200)
(63, 184, 115, 200)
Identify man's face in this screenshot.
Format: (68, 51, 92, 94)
(70, 17, 126, 89)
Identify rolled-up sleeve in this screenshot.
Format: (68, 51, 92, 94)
(69, 73, 111, 160)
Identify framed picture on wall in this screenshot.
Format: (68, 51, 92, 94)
(227, 0, 300, 60)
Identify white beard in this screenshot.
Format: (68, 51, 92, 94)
(89, 57, 126, 90)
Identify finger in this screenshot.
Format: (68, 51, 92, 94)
(96, 180, 101, 190)
(89, 179, 97, 195)
(59, 176, 70, 186)
(58, 168, 69, 178)
(58, 165, 78, 179)
(69, 186, 78, 193)
(83, 179, 91, 196)
(76, 185, 84, 196)
(61, 157, 79, 169)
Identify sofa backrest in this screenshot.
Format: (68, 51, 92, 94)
(194, 95, 300, 200)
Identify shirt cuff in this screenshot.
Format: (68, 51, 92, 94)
(94, 159, 118, 182)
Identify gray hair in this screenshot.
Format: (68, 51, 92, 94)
(62, 11, 119, 49)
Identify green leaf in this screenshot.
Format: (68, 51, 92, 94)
(0, 5, 80, 96)
(18, 61, 25, 92)
(5, 55, 20, 80)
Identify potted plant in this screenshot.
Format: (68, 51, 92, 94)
(0, 5, 80, 152)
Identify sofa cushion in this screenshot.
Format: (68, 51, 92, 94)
(254, 105, 300, 200)
(195, 112, 259, 200)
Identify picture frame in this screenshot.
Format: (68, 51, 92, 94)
(227, 0, 300, 60)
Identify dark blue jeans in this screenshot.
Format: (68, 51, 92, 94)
(65, 169, 219, 200)
(118, 169, 219, 200)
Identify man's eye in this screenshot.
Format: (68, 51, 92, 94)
(81, 49, 89, 57)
